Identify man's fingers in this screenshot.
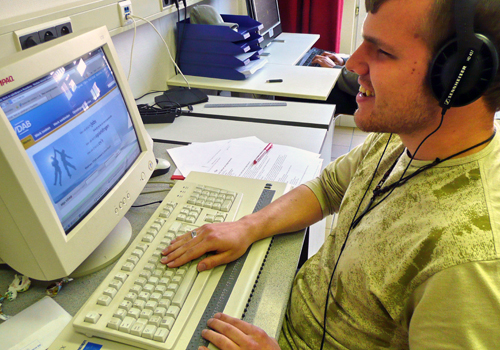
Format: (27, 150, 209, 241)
(201, 328, 239, 350)
(160, 230, 207, 267)
(211, 313, 256, 334)
(198, 251, 239, 271)
(202, 314, 246, 349)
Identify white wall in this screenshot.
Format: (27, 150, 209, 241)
(339, 0, 366, 54)
(0, 0, 247, 98)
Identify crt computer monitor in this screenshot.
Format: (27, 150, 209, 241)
(246, 0, 282, 48)
(0, 26, 156, 281)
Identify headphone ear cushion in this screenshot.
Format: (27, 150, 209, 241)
(429, 34, 499, 107)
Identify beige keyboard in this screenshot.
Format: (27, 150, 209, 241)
(72, 172, 289, 350)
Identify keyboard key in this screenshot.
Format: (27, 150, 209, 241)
(149, 315, 162, 327)
(166, 305, 180, 318)
(121, 262, 135, 272)
(142, 324, 157, 339)
(154, 327, 169, 342)
(140, 309, 153, 319)
(113, 308, 127, 320)
(160, 316, 175, 330)
(84, 311, 101, 324)
(103, 287, 117, 298)
(119, 316, 136, 333)
(109, 279, 123, 290)
(114, 272, 128, 283)
(107, 317, 122, 330)
(124, 292, 137, 303)
(128, 307, 141, 319)
(97, 295, 112, 306)
(118, 300, 133, 311)
(154, 307, 167, 317)
(131, 321, 146, 336)
(172, 264, 197, 308)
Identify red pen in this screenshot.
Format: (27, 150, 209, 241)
(253, 143, 273, 164)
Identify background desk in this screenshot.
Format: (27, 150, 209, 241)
(262, 33, 320, 65)
(145, 95, 335, 163)
(0, 142, 305, 348)
(167, 33, 340, 101)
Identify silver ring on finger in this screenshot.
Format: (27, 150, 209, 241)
(191, 230, 197, 239)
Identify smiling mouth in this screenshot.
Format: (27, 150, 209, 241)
(359, 86, 375, 97)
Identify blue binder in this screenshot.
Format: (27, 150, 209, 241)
(176, 15, 267, 80)
(179, 64, 249, 80)
(179, 39, 253, 55)
(179, 51, 261, 68)
(177, 15, 263, 42)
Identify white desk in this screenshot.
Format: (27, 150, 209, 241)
(167, 64, 339, 101)
(262, 33, 320, 65)
(143, 95, 335, 162)
(167, 33, 340, 101)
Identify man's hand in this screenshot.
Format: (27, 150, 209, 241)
(160, 219, 255, 271)
(312, 51, 345, 67)
(199, 313, 281, 350)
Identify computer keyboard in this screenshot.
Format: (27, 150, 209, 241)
(72, 172, 290, 350)
(296, 47, 325, 67)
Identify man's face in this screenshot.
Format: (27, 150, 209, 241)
(346, 0, 442, 135)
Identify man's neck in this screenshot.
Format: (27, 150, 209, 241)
(399, 105, 495, 161)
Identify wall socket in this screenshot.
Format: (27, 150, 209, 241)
(161, 0, 175, 11)
(15, 18, 73, 51)
(118, 1, 134, 26)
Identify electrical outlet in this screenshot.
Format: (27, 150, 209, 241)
(160, 0, 175, 11)
(15, 18, 73, 51)
(56, 22, 73, 37)
(118, 1, 134, 26)
(39, 27, 57, 43)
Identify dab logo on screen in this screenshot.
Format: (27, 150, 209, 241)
(0, 76, 14, 86)
(15, 120, 31, 134)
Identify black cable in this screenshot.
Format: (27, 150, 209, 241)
(174, 0, 181, 75)
(134, 90, 165, 101)
(319, 134, 394, 350)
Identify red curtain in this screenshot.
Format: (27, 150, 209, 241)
(277, 0, 344, 52)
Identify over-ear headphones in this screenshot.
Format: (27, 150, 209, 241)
(429, 0, 499, 109)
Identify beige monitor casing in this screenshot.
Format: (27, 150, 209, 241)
(0, 26, 155, 280)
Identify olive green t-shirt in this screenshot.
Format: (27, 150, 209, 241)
(279, 128, 500, 349)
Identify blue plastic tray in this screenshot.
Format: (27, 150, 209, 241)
(177, 14, 263, 42)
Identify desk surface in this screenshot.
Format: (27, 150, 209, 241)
(262, 32, 320, 65)
(168, 63, 339, 101)
(143, 95, 335, 155)
(191, 95, 334, 128)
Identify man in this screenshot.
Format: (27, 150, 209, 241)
(162, 0, 500, 348)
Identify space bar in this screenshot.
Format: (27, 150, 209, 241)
(173, 263, 198, 307)
(166, 264, 216, 349)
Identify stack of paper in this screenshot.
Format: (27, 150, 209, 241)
(167, 136, 323, 186)
(236, 58, 268, 77)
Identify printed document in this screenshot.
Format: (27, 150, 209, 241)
(167, 136, 323, 186)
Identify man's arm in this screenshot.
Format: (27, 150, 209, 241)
(161, 184, 323, 271)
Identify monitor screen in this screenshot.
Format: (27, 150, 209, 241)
(246, 0, 282, 48)
(0, 26, 155, 280)
(1, 48, 140, 234)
